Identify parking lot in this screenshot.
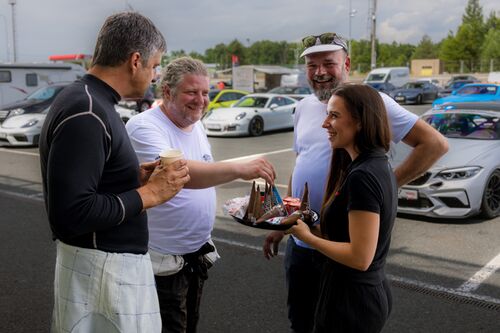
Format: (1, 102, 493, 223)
(1, 104, 499, 332)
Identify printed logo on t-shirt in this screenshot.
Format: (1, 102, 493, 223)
(202, 154, 213, 162)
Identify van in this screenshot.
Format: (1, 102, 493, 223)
(487, 72, 500, 84)
(280, 72, 308, 87)
(364, 67, 410, 88)
(0, 63, 86, 106)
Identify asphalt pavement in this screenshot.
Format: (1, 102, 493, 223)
(1, 188, 500, 332)
(1, 103, 500, 332)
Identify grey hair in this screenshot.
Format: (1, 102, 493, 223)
(160, 57, 208, 97)
(91, 12, 166, 67)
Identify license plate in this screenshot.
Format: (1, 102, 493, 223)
(395, 96, 405, 102)
(206, 124, 221, 130)
(398, 189, 418, 200)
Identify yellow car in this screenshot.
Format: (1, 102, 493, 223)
(207, 89, 249, 112)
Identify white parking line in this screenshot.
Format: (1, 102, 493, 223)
(0, 147, 294, 160)
(212, 235, 500, 306)
(457, 251, 500, 293)
(0, 188, 44, 202)
(220, 148, 293, 162)
(0, 148, 39, 157)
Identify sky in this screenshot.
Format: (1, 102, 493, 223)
(0, 0, 498, 63)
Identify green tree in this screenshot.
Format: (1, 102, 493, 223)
(350, 39, 371, 73)
(439, 31, 461, 72)
(204, 43, 230, 69)
(412, 35, 439, 59)
(462, 0, 484, 26)
(484, 10, 499, 31)
(188, 51, 205, 61)
(481, 28, 500, 60)
(226, 39, 246, 65)
(459, 0, 486, 64)
(377, 41, 414, 67)
(161, 50, 187, 66)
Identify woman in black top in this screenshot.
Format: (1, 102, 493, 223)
(289, 84, 397, 333)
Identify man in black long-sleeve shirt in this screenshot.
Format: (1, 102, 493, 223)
(39, 12, 190, 333)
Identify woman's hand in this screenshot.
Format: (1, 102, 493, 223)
(287, 219, 313, 242)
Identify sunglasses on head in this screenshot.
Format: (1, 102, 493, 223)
(301, 33, 347, 51)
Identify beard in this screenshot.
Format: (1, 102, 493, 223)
(309, 71, 347, 102)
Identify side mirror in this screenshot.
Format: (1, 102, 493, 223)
(451, 90, 457, 95)
(270, 103, 279, 110)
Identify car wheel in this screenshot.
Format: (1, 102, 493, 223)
(416, 94, 422, 104)
(480, 169, 500, 219)
(248, 117, 264, 136)
(33, 134, 40, 146)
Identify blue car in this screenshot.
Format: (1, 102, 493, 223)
(432, 84, 500, 107)
(389, 81, 440, 104)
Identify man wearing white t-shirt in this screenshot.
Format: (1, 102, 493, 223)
(262, 33, 448, 333)
(126, 57, 276, 333)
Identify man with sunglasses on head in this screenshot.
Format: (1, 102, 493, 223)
(263, 32, 448, 333)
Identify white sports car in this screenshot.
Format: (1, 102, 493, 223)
(391, 102, 500, 219)
(202, 93, 297, 137)
(0, 110, 47, 146)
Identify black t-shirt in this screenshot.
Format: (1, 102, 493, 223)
(322, 149, 397, 284)
(39, 74, 147, 254)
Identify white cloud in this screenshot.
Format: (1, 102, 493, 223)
(0, 0, 497, 62)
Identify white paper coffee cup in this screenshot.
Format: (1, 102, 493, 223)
(159, 149, 184, 165)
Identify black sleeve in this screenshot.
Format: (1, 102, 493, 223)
(346, 170, 382, 214)
(46, 113, 134, 239)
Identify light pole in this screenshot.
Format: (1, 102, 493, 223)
(8, 0, 17, 63)
(348, 0, 357, 56)
(370, 0, 377, 69)
(0, 14, 9, 62)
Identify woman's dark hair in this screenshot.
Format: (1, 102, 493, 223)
(320, 84, 391, 234)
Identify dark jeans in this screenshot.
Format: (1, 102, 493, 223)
(155, 243, 214, 333)
(284, 237, 325, 333)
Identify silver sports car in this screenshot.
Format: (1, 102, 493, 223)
(391, 102, 500, 219)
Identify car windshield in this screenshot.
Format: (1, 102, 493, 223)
(366, 74, 386, 81)
(27, 86, 61, 101)
(208, 90, 220, 100)
(269, 87, 309, 94)
(233, 96, 268, 108)
(423, 112, 500, 140)
(447, 81, 472, 90)
(457, 86, 497, 95)
(404, 82, 425, 89)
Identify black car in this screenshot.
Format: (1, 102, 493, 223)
(389, 81, 440, 104)
(0, 82, 69, 122)
(445, 75, 479, 87)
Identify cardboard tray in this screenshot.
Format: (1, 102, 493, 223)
(231, 210, 318, 231)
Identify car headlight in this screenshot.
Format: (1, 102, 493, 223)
(21, 119, 39, 128)
(235, 112, 246, 120)
(437, 166, 482, 180)
(9, 108, 25, 117)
